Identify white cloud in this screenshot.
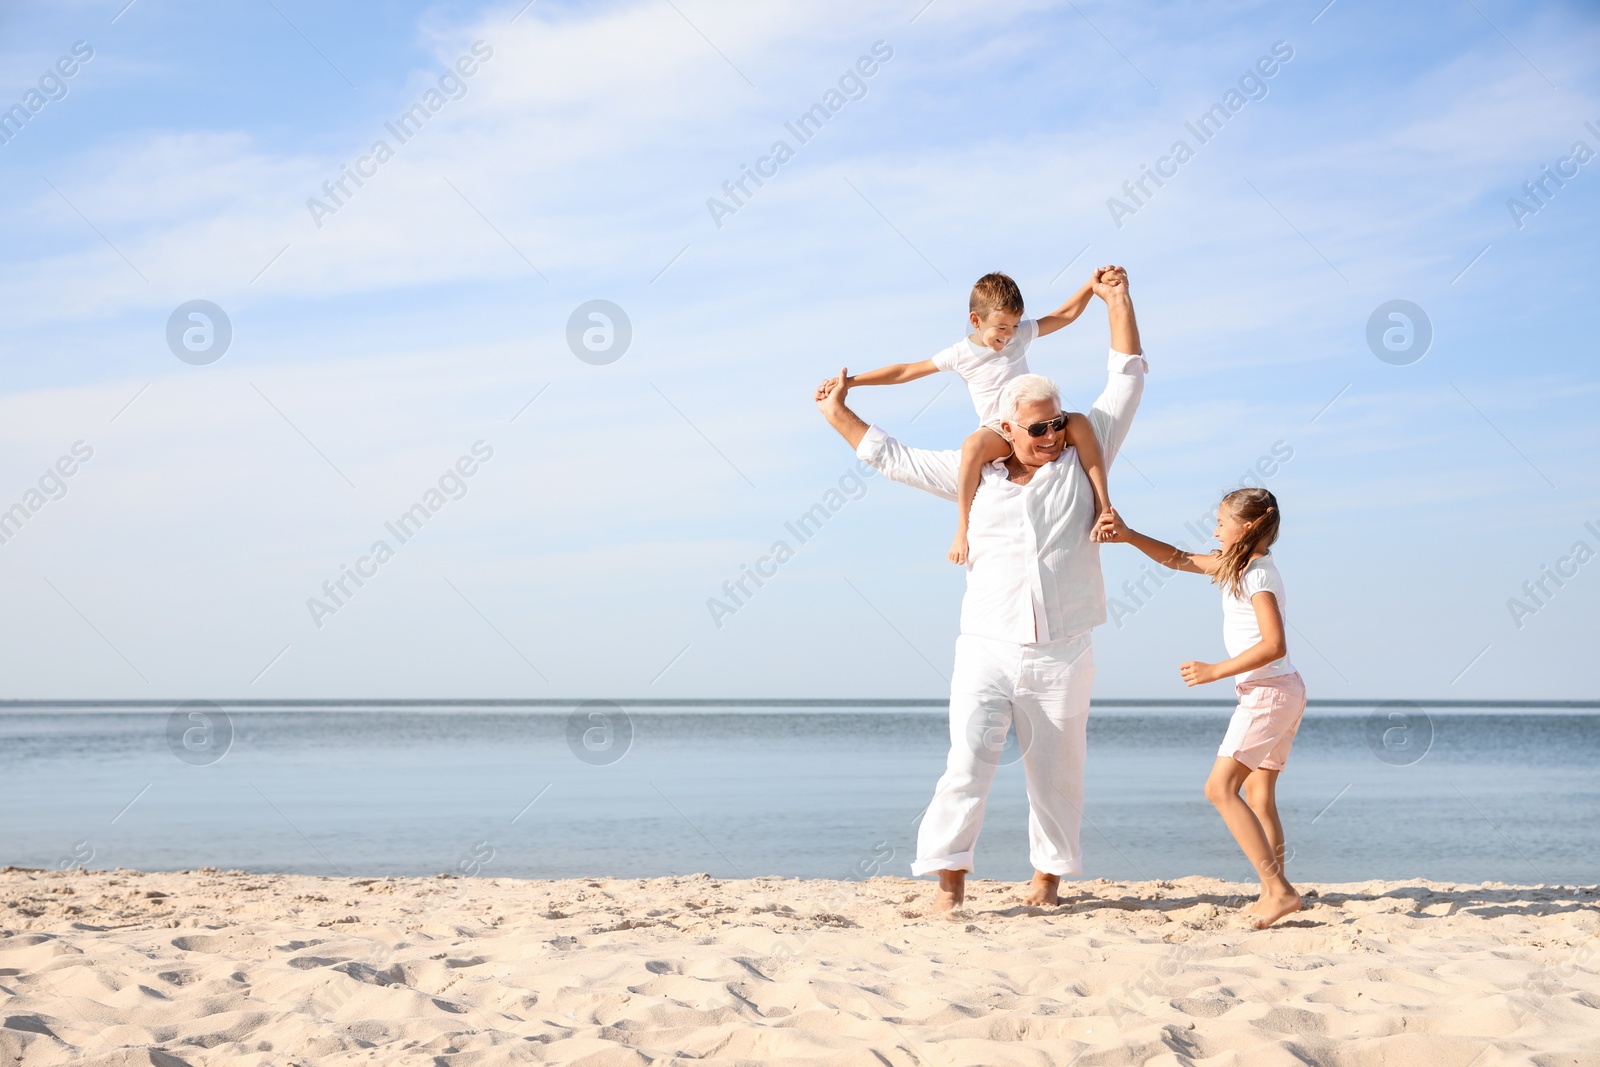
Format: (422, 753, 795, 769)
(1, 0, 1597, 697)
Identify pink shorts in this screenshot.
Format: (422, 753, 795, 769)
(1218, 672, 1306, 771)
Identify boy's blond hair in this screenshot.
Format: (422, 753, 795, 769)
(969, 272, 1024, 319)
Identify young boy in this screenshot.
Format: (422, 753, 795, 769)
(843, 269, 1119, 563)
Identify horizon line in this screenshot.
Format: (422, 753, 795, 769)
(0, 698, 1596, 710)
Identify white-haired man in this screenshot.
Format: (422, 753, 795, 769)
(814, 268, 1145, 910)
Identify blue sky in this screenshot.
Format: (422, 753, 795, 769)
(0, 0, 1596, 701)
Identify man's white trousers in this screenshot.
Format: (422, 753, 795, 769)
(911, 631, 1095, 877)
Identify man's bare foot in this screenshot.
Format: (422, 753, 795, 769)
(948, 530, 968, 565)
(1249, 890, 1301, 929)
(1023, 871, 1060, 906)
(931, 869, 965, 914)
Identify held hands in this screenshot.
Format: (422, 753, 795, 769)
(1090, 265, 1129, 300)
(1179, 660, 1221, 687)
(1091, 507, 1124, 543)
(815, 367, 850, 411)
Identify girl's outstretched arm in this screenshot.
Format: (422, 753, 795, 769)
(1100, 513, 1218, 575)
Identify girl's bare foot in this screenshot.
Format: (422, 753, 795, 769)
(948, 530, 968, 565)
(1023, 871, 1060, 906)
(931, 869, 965, 914)
(1250, 890, 1302, 929)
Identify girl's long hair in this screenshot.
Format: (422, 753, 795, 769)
(1213, 488, 1281, 598)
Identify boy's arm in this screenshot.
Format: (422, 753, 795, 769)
(846, 359, 940, 387)
(1035, 279, 1095, 338)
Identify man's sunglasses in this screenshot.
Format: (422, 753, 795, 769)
(1019, 413, 1069, 438)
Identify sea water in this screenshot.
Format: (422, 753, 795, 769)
(1, 706, 1594, 886)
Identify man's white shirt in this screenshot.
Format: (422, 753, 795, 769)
(855, 348, 1147, 644)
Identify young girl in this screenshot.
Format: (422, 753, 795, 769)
(1105, 488, 1306, 929)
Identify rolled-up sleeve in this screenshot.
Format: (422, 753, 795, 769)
(1088, 348, 1148, 467)
(856, 425, 962, 501)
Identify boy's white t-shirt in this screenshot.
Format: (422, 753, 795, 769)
(930, 318, 1039, 425)
(1221, 554, 1297, 682)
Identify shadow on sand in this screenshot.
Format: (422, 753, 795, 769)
(969, 882, 1600, 925)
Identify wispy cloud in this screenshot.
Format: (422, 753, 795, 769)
(0, 0, 1597, 698)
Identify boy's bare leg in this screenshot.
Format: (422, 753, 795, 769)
(950, 428, 1013, 564)
(931, 869, 965, 913)
(1203, 757, 1300, 929)
(1064, 413, 1113, 540)
(1239, 768, 1286, 912)
(1024, 871, 1060, 906)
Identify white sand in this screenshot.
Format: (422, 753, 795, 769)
(2, 867, 1597, 1065)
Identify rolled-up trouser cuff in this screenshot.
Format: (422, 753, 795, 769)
(910, 852, 974, 877)
(1032, 859, 1082, 877)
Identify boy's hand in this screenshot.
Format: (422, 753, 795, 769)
(814, 367, 850, 410)
(1179, 660, 1220, 686)
(1091, 265, 1128, 299)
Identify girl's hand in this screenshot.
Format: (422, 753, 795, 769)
(1094, 508, 1126, 542)
(1179, 660, 1219, 686)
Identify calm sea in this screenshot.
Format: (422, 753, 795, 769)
(1, 704, 1595, 886)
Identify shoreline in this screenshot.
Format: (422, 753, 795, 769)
(3, 868, 1597, 1065)
(3, 698, 1599, 709)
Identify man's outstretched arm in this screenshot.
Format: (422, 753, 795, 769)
(815, 368, 961, 500)
(1086, 270, 1148, 468)
(1097, 266, 1142, 355)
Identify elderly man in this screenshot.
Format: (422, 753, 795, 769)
(815, 268, 1145, 911)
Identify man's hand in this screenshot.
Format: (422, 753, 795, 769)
(1094, 264, 1140, 354)
(1092, 507, 1125, 543)
(815, 367, 849, 409)
(1090, 265, 1129, 300)
(1179, 660, 1220, 687)
(815, 367, 870, 450)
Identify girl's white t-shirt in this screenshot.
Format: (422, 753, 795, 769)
(1221, 554, 1297, 682)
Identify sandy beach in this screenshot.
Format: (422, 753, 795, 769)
(2, 866, 1596, 1066)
